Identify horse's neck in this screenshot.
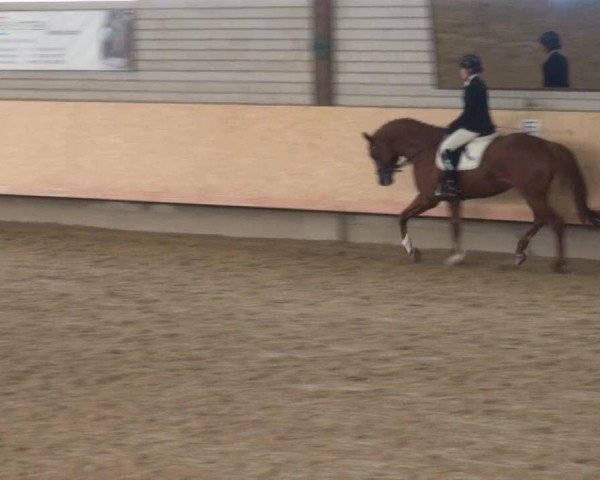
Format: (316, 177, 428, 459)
(399, 125, 443, 166)
(400, 124, 443, 181)
(410, 145, 438, 179)
(393, 122, 444, 157)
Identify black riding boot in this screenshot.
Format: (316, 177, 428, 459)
(435, 150, 462, 199)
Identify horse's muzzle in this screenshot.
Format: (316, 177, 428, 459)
(378, 172, 394, 186)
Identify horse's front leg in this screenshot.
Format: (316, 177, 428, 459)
(445, 200, 466, 266)
(399, 195, 439, 263)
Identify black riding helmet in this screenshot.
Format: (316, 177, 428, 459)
(459, 54, 483, 74)
(539, 31, 561, 51)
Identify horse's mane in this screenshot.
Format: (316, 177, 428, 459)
(375, 118, 444, 138)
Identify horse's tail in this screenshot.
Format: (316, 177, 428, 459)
(550, 142, 600, 226)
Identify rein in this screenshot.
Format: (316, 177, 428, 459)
(382, 142, 439, 174)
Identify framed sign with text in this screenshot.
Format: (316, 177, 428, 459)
(0, 10, 134, 70)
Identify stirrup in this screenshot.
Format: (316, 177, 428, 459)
(435, 181, 461, 199)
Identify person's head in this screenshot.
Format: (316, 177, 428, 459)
(458, 54, 483, 80)
(539, 31, 561, 53)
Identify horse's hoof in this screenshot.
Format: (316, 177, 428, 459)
(411, 248, 421, 263)
(445, 252, 466, 266)
(515, 253, 527, 266)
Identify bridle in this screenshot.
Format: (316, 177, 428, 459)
(376, 143, 436, 177)
(377, 158, 409, 177)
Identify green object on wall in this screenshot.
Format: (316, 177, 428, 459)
(314, 34, 330, 60)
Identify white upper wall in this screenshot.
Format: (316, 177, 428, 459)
(0, 0, 598, 110)
(0, 0, 313, 105)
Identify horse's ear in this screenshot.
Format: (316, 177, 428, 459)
(362, 132, 374, 143)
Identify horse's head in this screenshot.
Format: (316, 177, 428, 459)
(362, 132, 398, 186)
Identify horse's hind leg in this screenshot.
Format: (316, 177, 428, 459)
(549, 213, 566, 273)
(522, 195, 566, 272)
(515, 220, 544, 266)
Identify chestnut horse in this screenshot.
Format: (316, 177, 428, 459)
(362, 118, 600, 272)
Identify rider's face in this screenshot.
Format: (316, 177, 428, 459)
(460, 68, 471, 80)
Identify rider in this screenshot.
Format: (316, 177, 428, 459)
(436, 54, 496, 199)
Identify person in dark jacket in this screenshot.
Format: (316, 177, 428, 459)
(539, 31, 569, 88)
(436, 54, 496, 199)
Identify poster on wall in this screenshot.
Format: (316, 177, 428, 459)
(0, 10, 134, 70)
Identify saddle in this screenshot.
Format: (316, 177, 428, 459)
(435, 133, 500, 171)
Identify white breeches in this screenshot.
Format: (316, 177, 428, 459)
(440, 128, 479, 152)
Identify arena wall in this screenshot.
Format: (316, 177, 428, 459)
(1, 197, 599, 261)
(0, 101, 598, 224)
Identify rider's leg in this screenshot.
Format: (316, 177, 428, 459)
(436, 129, 479, 198)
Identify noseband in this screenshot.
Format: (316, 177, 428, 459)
(377, 157, 411, 177)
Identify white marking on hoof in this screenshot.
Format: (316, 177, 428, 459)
(401, 235, 414, 255)
(515, 253, 527, 266)
(445, 252, 466, 266)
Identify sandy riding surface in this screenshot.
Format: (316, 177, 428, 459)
(0, 223, 599, 479)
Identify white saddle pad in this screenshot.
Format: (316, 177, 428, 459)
(436, 133, 500, 171)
